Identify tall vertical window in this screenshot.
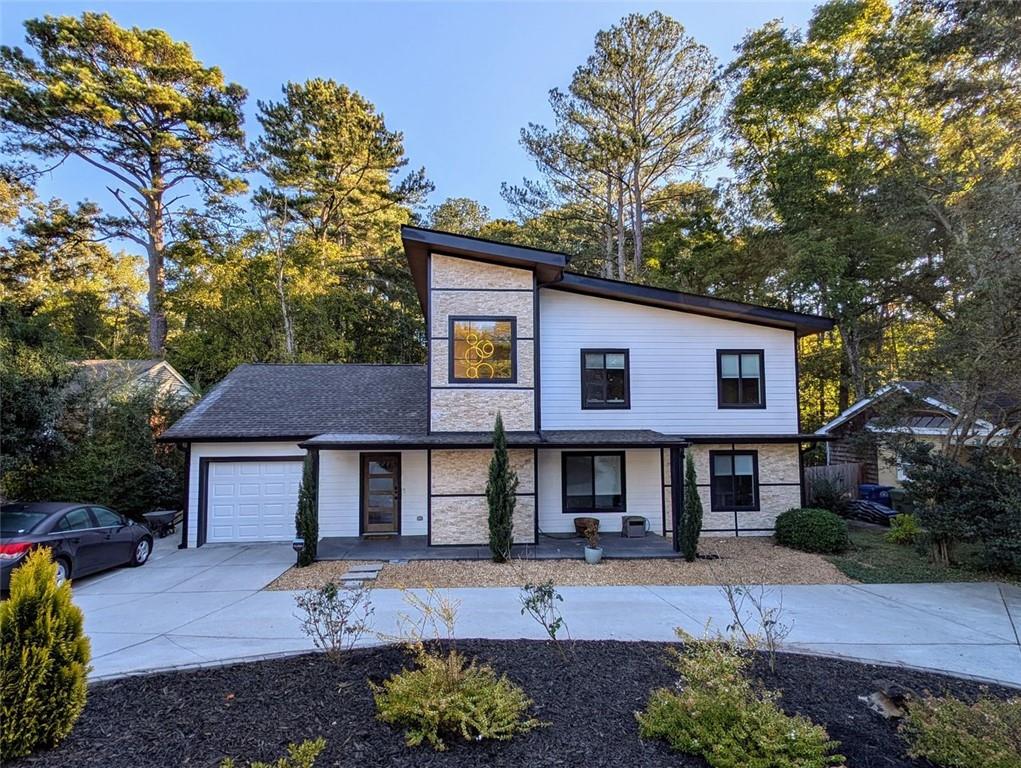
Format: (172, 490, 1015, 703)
(562, 452, 626, 513)
(581, 349, 630, 409)
(710, 451, 759, 511)
(717, 350, 765, 408)
(449, 317, 516, 382)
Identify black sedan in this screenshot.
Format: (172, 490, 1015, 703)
(0, 502, 154, 592)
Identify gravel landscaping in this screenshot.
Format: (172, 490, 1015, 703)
(267, 537, 852, 590)
(11, 640, 1015, 768)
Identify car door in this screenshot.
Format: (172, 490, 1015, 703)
(88, 507, 135, 568)
(51, 507, 104, 576)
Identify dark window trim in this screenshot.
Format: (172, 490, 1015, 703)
(580, 348, 631, 410)
(447, 315, 518, 384)
(708, 450, 760, 512)
(560, 450, 627, 514)
(717, 349, 766, 409)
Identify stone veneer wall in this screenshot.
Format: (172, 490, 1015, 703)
(429, 448, 537, 545)
(429, 253, 535, 432)
(687, 443, 802, 535)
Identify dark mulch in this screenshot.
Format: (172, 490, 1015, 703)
(9, 641, 1017, 768)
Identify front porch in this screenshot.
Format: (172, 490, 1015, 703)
(317, 532, 680, 561)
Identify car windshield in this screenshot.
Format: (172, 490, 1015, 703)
(0, 510, 50, 536)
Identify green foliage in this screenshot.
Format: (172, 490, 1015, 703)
(520, 580, 567, 643)
(486, 413, 518, 563)
(0, 12, 247, 353)
(220, 738, 326, 768)
(901, 442, 1021, 572)
(371, 647, 540, 751)
(295, 454, 318, 567)
(775, 508, 849, 554)
(886, 513, 921, 546)
(808, 477, 852, 518)
(294, 582, 373, 663)
(428, 197, 490, 236)
(902, 695, 1021, 768)
(1, 548, 90, 759)
(680, 452, 703, 562)
(637, 633, 844, 768)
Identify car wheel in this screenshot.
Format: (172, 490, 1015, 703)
(54, 558, 71, 587)
(130, 536, 153, 567)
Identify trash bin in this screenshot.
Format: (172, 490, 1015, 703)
(889, 488, 914, 515)
(858, 484, 894, 506)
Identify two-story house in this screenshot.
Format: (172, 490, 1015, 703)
(161, 226, 833, 552)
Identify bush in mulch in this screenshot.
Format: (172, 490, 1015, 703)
(901, 694, 1021, 768)
(776, 508, 850, 554)
(4, 640, 1018, 768)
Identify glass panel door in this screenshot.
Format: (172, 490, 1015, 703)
(361, 454, 400, 533)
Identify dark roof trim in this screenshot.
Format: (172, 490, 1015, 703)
(550, 272, 835, 337)
(684, 434, 833, 444)
(401, 225, 569, 269)
(158, 434, 315, 444)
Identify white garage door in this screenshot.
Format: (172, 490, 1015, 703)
(206, 460, 303, 543)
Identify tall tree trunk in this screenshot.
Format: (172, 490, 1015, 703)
(276, 260, 295, 360)
(631, 161, 643, 276)
(616, 176, 626, 280)
(603, 172, 614, 279)
(838, 323, 866, 410)
(145, 185, 167, 357)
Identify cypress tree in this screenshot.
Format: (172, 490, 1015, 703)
(486, 412, 518, 563)
(295, 452, 318, 566)
(681, 452, 703, 562)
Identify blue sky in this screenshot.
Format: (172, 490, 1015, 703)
(2, 1, 813, 230)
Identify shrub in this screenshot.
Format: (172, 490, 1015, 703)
(294, 582, 373, 664)
(901, 695, 1021, 768)
(294, 454, 318, 566)
(637, 632, 844, 768)
(486, 412, 518, 563)
(680, 452, 703, 561)
(775, 508, 849, 554)
(220, 738, 326, 768)
(808, 476, 852, 517)
(520, 580, 568, 645)
(0, 548, 90, 759)
(372, 647, 540, 751)
(886, 513, 922, 546)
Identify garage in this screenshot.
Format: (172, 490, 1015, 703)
(202, 458, 303, 543)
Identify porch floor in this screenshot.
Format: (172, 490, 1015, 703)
(316, 533, 679, 561)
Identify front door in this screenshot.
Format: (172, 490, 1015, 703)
(361, 453, 400, 534)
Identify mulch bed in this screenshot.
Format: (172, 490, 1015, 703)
(9, 640, 1016, 768)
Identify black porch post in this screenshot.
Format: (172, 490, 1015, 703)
(670, 445, 684, 553)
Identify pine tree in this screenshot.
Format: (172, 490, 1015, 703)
(486, 413, 518, 563)
(295, 453, 318, 567)
(681, 452, 703, 562)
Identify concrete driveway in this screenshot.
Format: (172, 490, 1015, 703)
(75, 540, 1021, 687)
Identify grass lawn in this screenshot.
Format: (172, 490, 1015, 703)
(826, 524, 1020, 584)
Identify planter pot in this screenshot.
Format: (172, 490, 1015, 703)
(574, 517, 599, 537)
(584, 546, 603, 565)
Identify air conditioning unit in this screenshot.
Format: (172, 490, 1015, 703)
(621, 515, 648, 538)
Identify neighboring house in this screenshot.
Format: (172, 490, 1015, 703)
(161, 227, 833, 550)
(77, 359, 198, 402)
(815, 381, 1020, 487)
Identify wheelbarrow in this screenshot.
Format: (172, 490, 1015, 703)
(142, 509, 181, 538)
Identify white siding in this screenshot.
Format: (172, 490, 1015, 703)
(187, 441, 306, 548)
(537, 448, 664, 535)
(318, 450, 428, 538)
(538, 290, 799, 434)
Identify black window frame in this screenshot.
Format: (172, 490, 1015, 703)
(716, 349, 766, 409)
(448, 315, 518, 384)
(708, 450, 760, 512)
(560, 451, 627, 514)
(580, 348, 631, 410)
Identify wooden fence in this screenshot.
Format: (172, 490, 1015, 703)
(803, 463, 862, 502)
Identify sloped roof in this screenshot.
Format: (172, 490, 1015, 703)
(161, 364, 427, 441)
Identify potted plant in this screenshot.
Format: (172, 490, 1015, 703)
(574, 516, 599, 537)
(583, 521, 603, 565)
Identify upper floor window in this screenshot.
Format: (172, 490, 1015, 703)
(710, 451, 759, 511)
(450, 317, 516, 382)
(581, 349, 630, 409)
(717, 350, 765, 408)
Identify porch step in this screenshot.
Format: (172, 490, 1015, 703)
(342, 562, 383, 585)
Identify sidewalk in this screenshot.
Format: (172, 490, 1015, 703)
(77, 551, 1021, 685)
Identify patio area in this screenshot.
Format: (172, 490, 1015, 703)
(316, 532, 680, 561)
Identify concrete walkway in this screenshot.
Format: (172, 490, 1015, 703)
(74, 540, 1021, 686)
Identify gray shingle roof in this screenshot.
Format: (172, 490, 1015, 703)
(302, 429, 684, 448)
(161, 364, 427, 440)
